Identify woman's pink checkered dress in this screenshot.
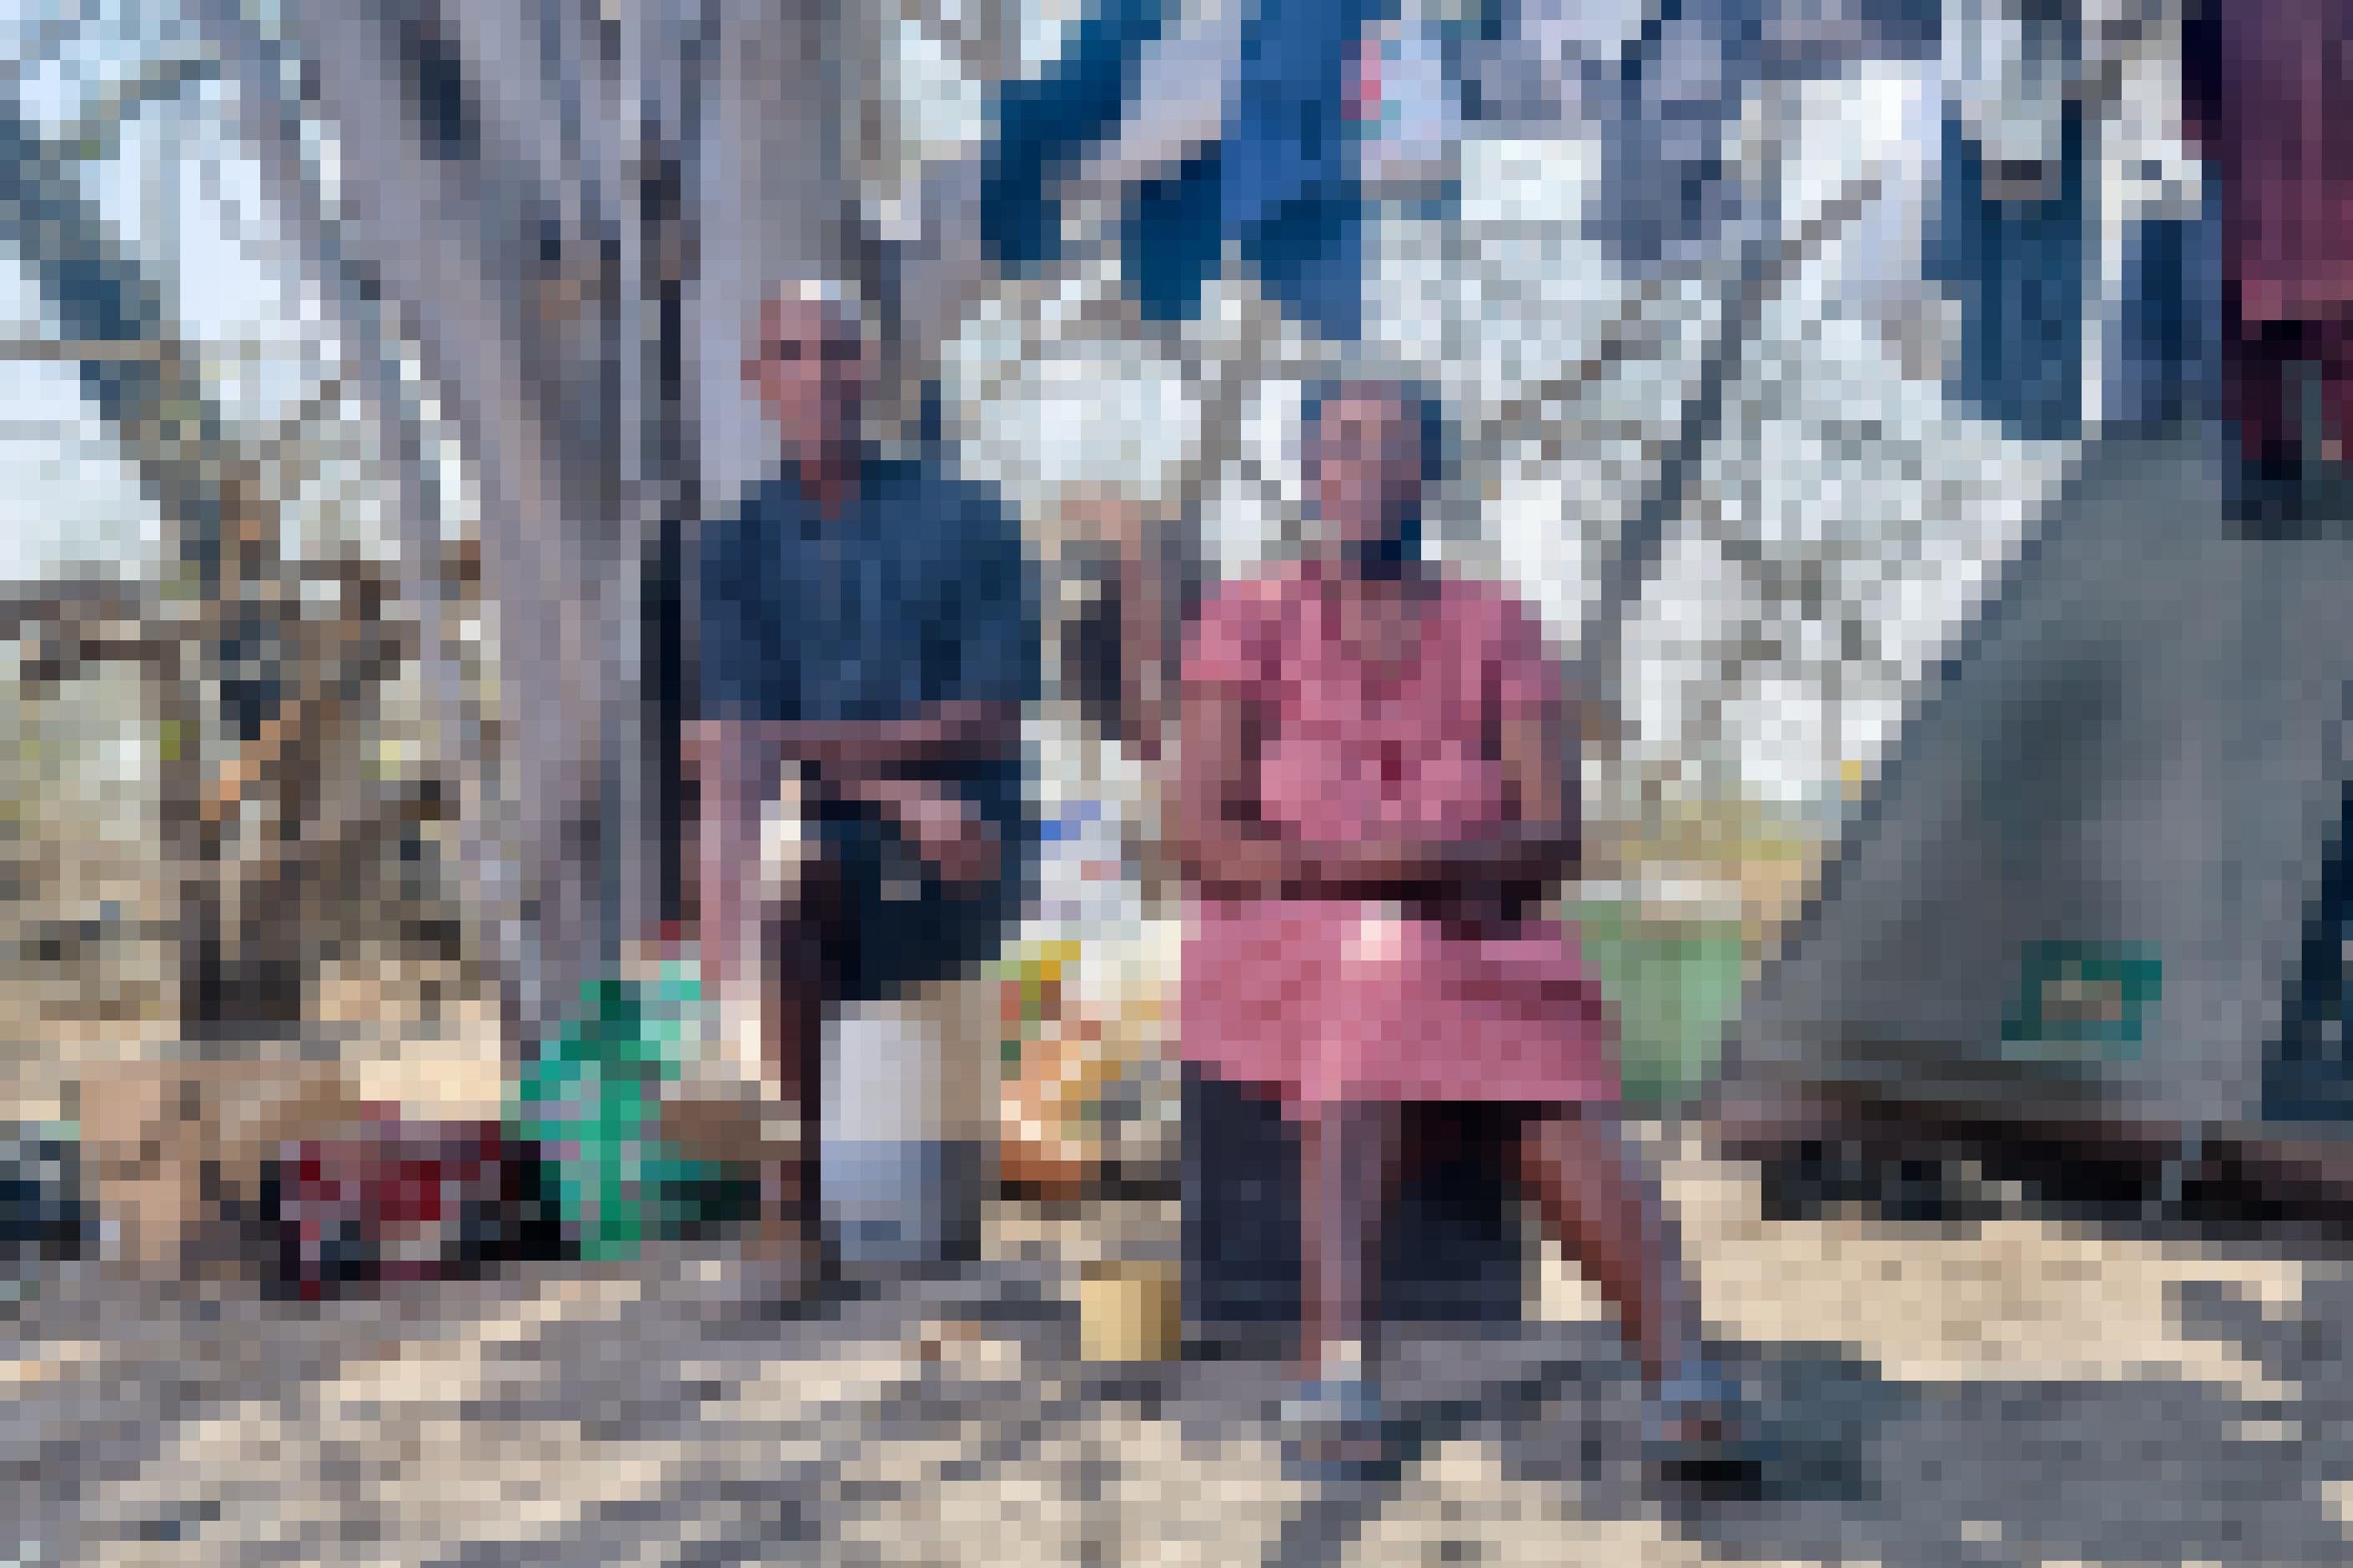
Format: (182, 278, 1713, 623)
(1178, 562, 1620, 1116)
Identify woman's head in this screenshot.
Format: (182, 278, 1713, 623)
(1303, 378, 1443, 578)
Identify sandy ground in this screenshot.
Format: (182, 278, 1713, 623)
(6, 1129, 2351, 1568)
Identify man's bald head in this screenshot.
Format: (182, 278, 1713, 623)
(744, 280, 877, 464)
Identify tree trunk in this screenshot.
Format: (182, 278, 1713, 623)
(255, 0, 648, 1042)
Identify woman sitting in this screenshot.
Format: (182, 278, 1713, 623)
(1168, 378, 1756, 1481)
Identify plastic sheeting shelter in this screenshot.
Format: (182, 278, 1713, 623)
(1724, 429, 2353, 1145)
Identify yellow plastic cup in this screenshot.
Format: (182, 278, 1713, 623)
(1077, 1258, 1182, 1362)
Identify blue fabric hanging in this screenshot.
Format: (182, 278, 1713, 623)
(1219, 0, 1380, 235)
(2111, 181, 2223, 431)
(1125, 147, 1231, 325)
(983, 0, 1383, 343)
(981, 0, 1174, 274)
(1926, 104, 2090, 443)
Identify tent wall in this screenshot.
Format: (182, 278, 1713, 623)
(1728, 431, 2353, 1136)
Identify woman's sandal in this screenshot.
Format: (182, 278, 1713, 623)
(1643, 1359, 1771, 1484)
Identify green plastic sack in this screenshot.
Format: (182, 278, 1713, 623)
(508, 962, 757, 1261)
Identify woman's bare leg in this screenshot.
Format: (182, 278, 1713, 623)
(1515, 1105, 1705, 1388)
(1295, 1099, 1404, 1382)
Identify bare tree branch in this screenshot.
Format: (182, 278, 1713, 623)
(1574, 166, 1885, 764)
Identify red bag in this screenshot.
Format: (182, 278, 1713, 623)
(263, 1110, 545, 1298)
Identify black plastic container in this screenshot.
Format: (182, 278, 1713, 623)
(1179, 1071, 1530, 1357)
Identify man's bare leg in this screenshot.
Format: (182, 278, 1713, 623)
(692, 719, 825, 1285)
(757, 864, 837, 1281)
(691, 720, 764, 1064)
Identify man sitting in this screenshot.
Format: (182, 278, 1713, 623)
(687, 280, 1039, 1295)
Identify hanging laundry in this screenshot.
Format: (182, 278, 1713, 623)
(982, 0, 1389, 342)
(1927, 0, 2090, 442)
(2183, 0, 2353, 479)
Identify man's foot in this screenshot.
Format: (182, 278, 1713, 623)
(1278, 1373, 1411, 1487)
(730, 1218, 839, 1316)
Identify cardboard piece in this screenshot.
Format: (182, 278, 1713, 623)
(657, 1087, 800, 1170)
(77, 1054, 372, 1272)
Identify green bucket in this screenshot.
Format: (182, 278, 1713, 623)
(508, 963, 758, 1261)
(1573, 901, 1752, 1107)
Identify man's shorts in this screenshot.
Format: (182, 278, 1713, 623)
(805, 768, 1035, 1006)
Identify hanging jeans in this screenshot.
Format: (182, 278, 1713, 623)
(1928, 105, 2089, 443)
(2114, 183, 2223, 433)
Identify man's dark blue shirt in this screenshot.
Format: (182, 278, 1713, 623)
(697, 455, 1040, 999)
(699, 455, 1038, 724)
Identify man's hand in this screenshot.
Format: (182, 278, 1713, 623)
(765, 702, 1022, 780)
(691, 716, 1011, 892)
(838, 775, 1001, 888)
